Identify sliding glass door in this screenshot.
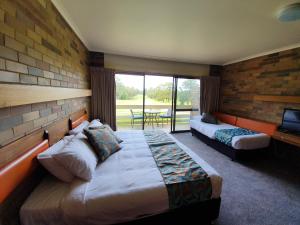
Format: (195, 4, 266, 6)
(115, 74, 200, 132)
(145, 75, 173, 131)
(171, 77, 200, 132)
(115, 74, 144, 130)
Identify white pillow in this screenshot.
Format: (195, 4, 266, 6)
(37, 135, 75, 182)
(88, 119, 103, 129)
(69, 120, 89, 135)
(191, 114, 202, 121)
(63, 135, 75, 142)
(53, 134, 98, 181)
(74, 132, 88, 140)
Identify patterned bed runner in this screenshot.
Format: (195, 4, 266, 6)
(144, 130, 212, 209)
(215, 128, 258, 147)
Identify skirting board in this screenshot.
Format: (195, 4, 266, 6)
(0, 84, 92, 108)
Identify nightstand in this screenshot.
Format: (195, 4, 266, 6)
(272, 131, 300, 148)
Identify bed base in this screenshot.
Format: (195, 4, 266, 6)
(119, 198, 221, 225)
(191, 128, 269, 161)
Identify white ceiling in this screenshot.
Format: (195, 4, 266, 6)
(52, 0, 300, 65)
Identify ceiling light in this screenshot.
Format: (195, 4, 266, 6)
(278, 3, 300, 22)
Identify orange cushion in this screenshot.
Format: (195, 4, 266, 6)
(214, 112, 237, 125)
(236, 117, 277, 136)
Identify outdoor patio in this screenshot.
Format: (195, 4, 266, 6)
(116, 105, 192, 132)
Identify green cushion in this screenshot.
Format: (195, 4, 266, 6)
(84, 127, 121, 162)
(88, 124, 123, 143)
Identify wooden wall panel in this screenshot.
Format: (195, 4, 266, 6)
(0, 129, 45, 168)
(47, 117, 69, 146)
(69, 108, 87, 121)
(220, 47, 300, 124)
(0, 84, 91, 108)
(253, 95, 300, 104)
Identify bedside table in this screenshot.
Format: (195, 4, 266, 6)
(272, 131, 300, 148)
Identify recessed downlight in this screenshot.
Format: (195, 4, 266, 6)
(278, 3, 300, 22)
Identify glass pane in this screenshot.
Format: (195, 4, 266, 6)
(176, 78, 200, 111)
(173, 78, 200, 131)
(175, 111, 191, 130)
(145, 75, 173, 132)
(115, 74, 144, 130)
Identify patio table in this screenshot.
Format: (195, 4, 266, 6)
(144, 110, 160, 128)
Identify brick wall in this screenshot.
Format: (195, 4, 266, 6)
(0, 0, 90, 146)
(220, 47, 300, 124)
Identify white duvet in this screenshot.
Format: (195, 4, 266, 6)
(21, 131, 222, 225)
(190, 116, 271, 150)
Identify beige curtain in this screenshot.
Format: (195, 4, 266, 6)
(90, 67, 116, 130)
(200, 76, 220, 114)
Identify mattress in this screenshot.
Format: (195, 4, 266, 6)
(20, 176, 70, 225)
(21, 130, 222, 225)
(190, 118, 271, 150)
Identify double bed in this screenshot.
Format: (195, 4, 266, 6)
(18, 122, 222, 225)
(0, 111, 222, 225)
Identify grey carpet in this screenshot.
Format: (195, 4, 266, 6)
(172, 132, 300, 225)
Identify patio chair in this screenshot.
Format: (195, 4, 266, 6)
(159, 108, 172, 127)
(130, 109, 143, 128)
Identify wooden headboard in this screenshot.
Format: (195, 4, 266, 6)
(0, 130, 49, 225)
(0, 133, 49, 203)
(0, 109, 88, 225)
(69, 109, 89, 130)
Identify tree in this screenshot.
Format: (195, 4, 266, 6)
(182, 79, 199, 91)
(177, 80, 199, 105)
(116, 78, 141, 100)
(146, 82, 172, 103)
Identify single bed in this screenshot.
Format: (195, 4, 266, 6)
(20, 130, 222, 225)
(190, 116, 271, 150)
(190, 114, 277, 160)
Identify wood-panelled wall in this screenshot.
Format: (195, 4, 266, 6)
(219, 47, 300, 124)
(0, 0, 91, 146)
